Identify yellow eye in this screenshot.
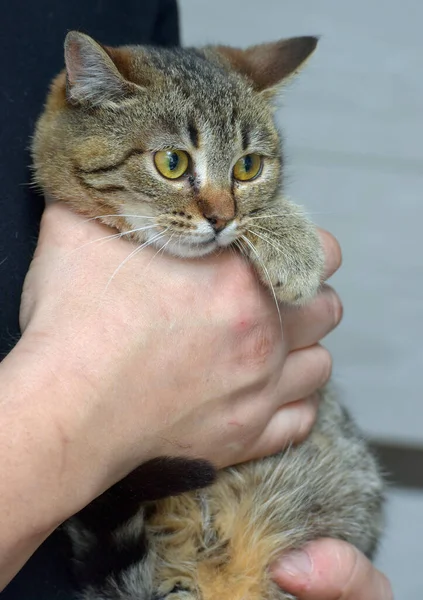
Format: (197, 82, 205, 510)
(154, 149, 189, 179)
(233, 154, 262, 181)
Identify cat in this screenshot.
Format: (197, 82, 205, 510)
(32, 32, 384, 600)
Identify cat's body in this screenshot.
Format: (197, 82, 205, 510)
(68, 392, 383, 600)
(32, 32, 384, 600)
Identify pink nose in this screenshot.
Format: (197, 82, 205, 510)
(197, 186, 235, 232)
(203, 213, 232, 232)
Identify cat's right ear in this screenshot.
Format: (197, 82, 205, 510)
(64, 31, 139, 107)
(215, 36, 318, 99)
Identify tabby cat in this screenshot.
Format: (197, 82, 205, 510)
(32, 32, 384, 600)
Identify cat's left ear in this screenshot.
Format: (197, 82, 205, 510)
(215, 36, 318, 98)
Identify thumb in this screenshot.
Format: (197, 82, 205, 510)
(270, 539, 393, 600)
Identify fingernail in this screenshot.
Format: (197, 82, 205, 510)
(274, 550, 312, 577)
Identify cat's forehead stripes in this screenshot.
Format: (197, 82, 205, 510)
(188, 120, 199, 149)
(241, 125, 250, 153)
(139, 46, 276, 153)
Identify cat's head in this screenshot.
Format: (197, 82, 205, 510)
(32, 32, 317, 257)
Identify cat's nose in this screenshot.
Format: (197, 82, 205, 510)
(197, 187, 235, 233)
(205, 215, 231, 233)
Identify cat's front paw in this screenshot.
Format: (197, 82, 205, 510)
(246, 214, 324, 306)
(272, 254, 323, 305)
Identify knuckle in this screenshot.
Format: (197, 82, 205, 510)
(224, 403, 268, 453)
(239, 322, 279, 369)
(320, 229, 343, 278)
(323, 285, 344, 327)
(339, 541, 390, 600)
(220, 276, 261, 332)
(325, 231, 343, 270)
(315, 346, 333, 387)
(339, 543, 361, 597)
(294, 396, 320, 442)
(221, 257, 278, 334)
(379, 573, 394, 599)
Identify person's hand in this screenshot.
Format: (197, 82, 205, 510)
(271, 539, 393, 599)
(18, 202, 341, 520)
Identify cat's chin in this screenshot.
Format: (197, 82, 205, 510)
(157, 237, 219, 258)
(149, 234, 237, 259)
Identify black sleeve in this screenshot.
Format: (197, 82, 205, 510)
(0, 2, 179, 598)
(0, 0, 180, 359)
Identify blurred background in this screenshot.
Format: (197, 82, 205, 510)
(180, 1, 423, 597)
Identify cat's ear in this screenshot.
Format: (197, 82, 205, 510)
(215, 36, 318, 97)
(64, 31, 139, 107)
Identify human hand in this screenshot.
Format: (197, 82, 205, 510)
(271, 539, 393, 599)
(18, 202, 341, 518)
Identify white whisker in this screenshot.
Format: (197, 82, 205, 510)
(146, 234, 174, 269)
(235, 238, 264, 305)
(246, 223, 280, 239)
(103, 230, 168, 294)
(241, 234, 282, 333)
(245, 213, 284, 221)
(245, 227, 286, 257)
(69, 225, 158, 256)
(233, 238, 247, 259)
(246, 209, 332, 222)
(81, 214, 157, 224)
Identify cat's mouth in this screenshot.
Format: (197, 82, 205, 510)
(157, 234, 221, 258)
(147, 225, 239, 259)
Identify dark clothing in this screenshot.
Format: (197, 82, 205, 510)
(1, 1, 179, 597)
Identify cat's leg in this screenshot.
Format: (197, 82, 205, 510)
(243, 199, 324, 305)
(66, 457, 215, 599)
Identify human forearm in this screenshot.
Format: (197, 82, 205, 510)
(0, 338, 114, 588)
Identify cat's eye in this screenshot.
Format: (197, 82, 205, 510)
(154, 150, 189, 179)
(233, 153, 262, 181)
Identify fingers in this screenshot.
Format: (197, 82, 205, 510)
(281, 230, 342, 352)
(284, 285, 343, 351)
(275, 345, 332, 407)
(271, 539, 393, 600)
(319, 229, 342, 281)
(244, 394, 320, 461)
(232, 344, 331, 462)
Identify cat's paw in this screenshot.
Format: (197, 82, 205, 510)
(244, 203, 324, 306)
(255, 227, 324, 306)
(272, 258, 323, 305)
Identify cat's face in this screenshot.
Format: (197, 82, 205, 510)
(67, 56, 282, 259)
(33, 33, 317, 258)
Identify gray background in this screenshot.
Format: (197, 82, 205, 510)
(180, 1, 423, 597)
